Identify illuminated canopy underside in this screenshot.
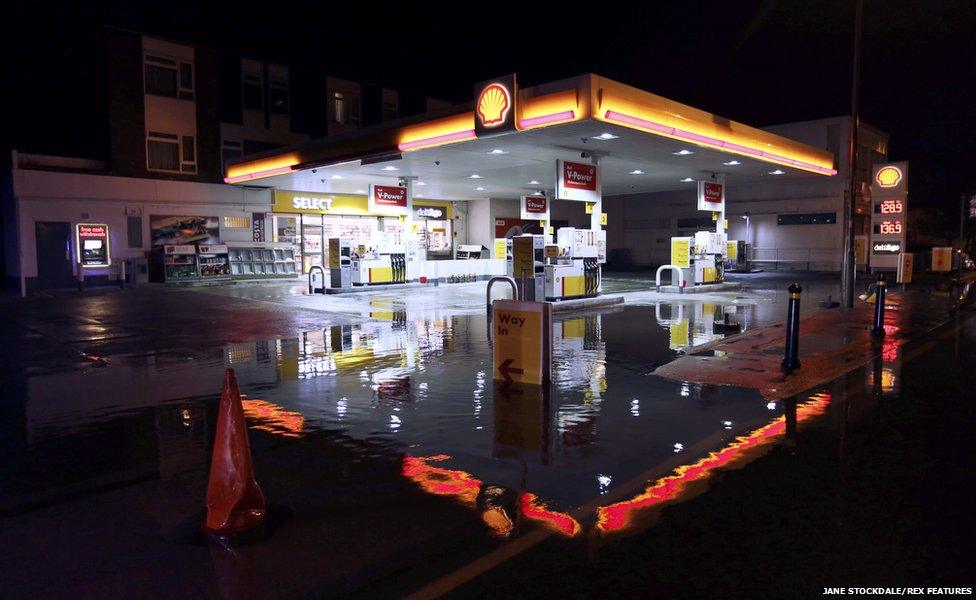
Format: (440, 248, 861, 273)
(225, 74, 836, 200)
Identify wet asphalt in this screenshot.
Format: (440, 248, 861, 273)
(0, 272, 972, 597)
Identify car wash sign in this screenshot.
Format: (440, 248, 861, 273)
(697, 179, 725, 211)
(870, 161, 908, 270)
(368, 184, 408, 216)
(520, 194, 548, 220)
(556, 160, 600, 203)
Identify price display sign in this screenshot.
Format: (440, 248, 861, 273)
(870, 162, 908, 270)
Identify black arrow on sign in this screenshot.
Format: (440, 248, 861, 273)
(498, 358, 524, 383)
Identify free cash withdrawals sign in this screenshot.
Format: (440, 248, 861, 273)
(492, 300, 552, 385)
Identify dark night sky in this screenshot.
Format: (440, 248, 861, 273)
(6, 1, 975, 211)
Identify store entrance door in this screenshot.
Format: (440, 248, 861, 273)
(35, 221, 74, 289)
(302, 224, 324, 273)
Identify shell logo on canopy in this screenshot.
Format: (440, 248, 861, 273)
(875, 165, 903, 187)
(477, 83, 511, 127)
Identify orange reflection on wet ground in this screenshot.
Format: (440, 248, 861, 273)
(401, 455, 482, 507)
(596, 392, 832, 535)
(519, 492, 581, 537)
(241, 398, 305, 438)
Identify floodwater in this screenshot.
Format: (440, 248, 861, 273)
(1, 273, 865, 594)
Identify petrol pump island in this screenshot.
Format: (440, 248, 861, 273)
(223, 74, 837, 310)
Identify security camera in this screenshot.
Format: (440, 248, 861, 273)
(580, 151, 591, 159)
(311, 169, 317, 174)
(434, 160, 440, 166)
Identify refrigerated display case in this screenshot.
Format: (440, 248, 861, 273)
(151, 245, 199, 283)
(227, 242, 297, 278)
(197, 244, 231, 280)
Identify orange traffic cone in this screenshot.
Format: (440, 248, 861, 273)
(204, 368, 267, 534)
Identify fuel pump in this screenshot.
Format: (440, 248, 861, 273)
(544, 228, 602, 300)
(328, 238, 352, 288)
(512, 235, 545, 301)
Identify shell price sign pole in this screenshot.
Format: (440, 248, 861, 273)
(492, 300, 552, 386)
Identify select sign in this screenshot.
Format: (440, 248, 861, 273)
(492, 299, 552, 385)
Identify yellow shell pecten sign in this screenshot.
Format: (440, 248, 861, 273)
(875, 166, 903, 188)
(477, 83, 511, 127)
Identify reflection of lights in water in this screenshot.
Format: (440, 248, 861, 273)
(597, 474, 612, 494)
(419, 382, 428, 390)
(359, 370, 369, 382)
(402, 454, 481, 506)
(390, 414, 401, 430)
(181, 409, 191, 427)
(596, 392, 832, 534)
(630, 398, 640, 417)
(241, 399, 305, 438)
(869, 368, 897, 392)
(723, 420, 733, 430)
(766, 401, 777, 411)
(679, 383, 690, 397)
(519, 493, 581, 537)
(402, 456, 581, 539)
(336, 397, 348, 418)
(473, 370, 485, 416)
(673, 443, 684, 453)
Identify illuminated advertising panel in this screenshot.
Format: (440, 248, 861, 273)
(76, 223, 110, 267)
(556, 160, 600, 203)
(474, 74, 517, 138)
(869, 161, 908, 270)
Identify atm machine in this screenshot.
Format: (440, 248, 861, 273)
(544, 227, 605, 300)
(511, 235, 545, 301)
(329, 238, 352, 288)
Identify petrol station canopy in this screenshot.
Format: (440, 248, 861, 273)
(224, 74, 836, 198)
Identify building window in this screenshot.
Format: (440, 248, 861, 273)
(243, 73, 263, 110)
(223, 216, 251, 229)
(221, 140, 243, 170)
(777, 212, 837, 226)
(127, 216, 143, 248)
(333, 92, 345, 124)
(144, 54, 193, 99)
(269, 78, 288, 115)
(382, 101, 398, 122)
(676, 217, 714, 229)
(348, 95, 361, 126)
(181, 135, 196, 173)
(146, 131, 180, 171)
(146, 131, 195, 173)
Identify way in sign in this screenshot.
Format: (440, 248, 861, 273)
(496, 312, 527, 335)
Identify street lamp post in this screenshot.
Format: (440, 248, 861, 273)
(842, 0, 864, 309)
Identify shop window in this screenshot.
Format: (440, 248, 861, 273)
(270, 78, 289, 115)
(146, 131, 180, 172)
(243, 73, 263, 110)
(127, 216, 143, 248)
(144, 54, 193, 99)
(777, 212, 837, 226)
(223, 216, 251, 229)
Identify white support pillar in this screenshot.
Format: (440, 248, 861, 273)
(589, 155, 602, 232)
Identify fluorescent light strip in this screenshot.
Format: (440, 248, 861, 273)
(223, 165, 295, 184)
(398, 129, 477, 151)
(518, 110, 576, 129)
(603, 110, 837, 175)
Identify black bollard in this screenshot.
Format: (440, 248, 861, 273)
(871, 273, 887, 337)
(781, 283, 802, 371)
